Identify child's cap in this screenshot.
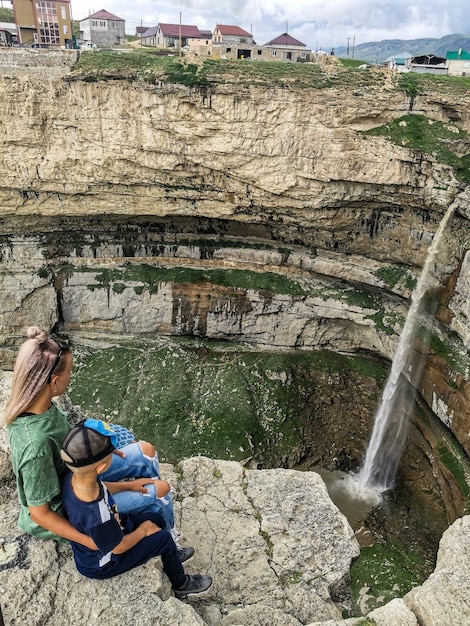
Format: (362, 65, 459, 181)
(61, 419, 117, 467)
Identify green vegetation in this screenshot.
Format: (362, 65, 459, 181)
(374, 266, 409, 289)
(0, 7, 14, 22)
(70, 51, 387, 89)
(68, 337, 386, 465)
(363, 114, 470, 183)
(404, 275, 417, 291)
(414, 325, 468, 374)
(82, 263, 307, 297)
(69, 51, 470, 182)
(259, 529, 274, 558)
(350, 540, 428, 615)
(338, 58, 369, 68)
(437, 441, 470, 502)
(38, 266, 51, 279)
(398, 73, 424, 106)
(279, 569, 303, 586)
(326, 283, 400, 335)
(70, 49, 470, 95)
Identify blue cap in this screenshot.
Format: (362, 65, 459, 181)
(84, 419, 118, 448)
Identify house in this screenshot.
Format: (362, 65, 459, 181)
(140, 26, 157, 47)
(447, 49, 470, 76)
(261, 32, 310, 62)
(409, 54, 447, 75)
(156, 23, 202, 49)
(212, 24, 254, 45)
(384, 52, 413, 72)
(79, 9, 125, 47)
(211, 24, 255, 59)
(199, 30, 212, 45)
(0, 21, 17, 46)
(12, 0, 73, 48)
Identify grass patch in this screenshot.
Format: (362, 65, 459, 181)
(70, 51, 388, 90)
(338, 58, 369, 68)
(68, 337, 386, 465)
(350, 540, 428, 615)
(363, 114, 470, 183)
(374, 266, 409, 289)
(70, 51, 470, 99)
(80, 263, 307, 297)
(414, 325, 469, 374)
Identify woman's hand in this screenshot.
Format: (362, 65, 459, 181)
(128, 478, 171, 497)
(104, 478, 171, 497)
(29, 503, 98, 549)
(139, 520, 160, 537)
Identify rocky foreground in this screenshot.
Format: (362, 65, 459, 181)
(0, 378, 469, 626)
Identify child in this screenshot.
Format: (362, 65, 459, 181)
(60, 420, 213, 599)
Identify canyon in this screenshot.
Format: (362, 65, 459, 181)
(0, 49, 469, 624)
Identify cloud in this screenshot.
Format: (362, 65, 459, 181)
(72, 0, 470, 49)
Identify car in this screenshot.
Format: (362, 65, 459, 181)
(80, 41, 97, 50)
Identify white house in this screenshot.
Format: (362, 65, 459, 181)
(261, 32, 309, 62)
(79, 9, 125, 47)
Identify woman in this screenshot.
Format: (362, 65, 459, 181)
(4, 327, 180, 548)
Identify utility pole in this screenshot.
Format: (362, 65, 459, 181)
(352, 34, 355, 59)
(346, 37, 350, 57)
(179, 11, 182, 56)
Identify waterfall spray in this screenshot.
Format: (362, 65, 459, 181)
(358, 203, 456, 493)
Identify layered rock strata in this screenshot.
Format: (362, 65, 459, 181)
(0, 57, 469, 451)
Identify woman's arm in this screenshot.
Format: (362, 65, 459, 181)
(29, 503, 98, 550)
(112, 520, 160, 555)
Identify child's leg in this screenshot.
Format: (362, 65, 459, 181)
(99, 441, 161, 481)
(153, 479, 171, 498)
(86, 525, 186, 588)
(100, 440, 179, 537)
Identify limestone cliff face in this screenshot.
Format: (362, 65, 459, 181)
(0, 59, 469, 457)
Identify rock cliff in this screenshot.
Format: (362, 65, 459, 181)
(0, 51, 470, 624)
(0, 53, 468, 458)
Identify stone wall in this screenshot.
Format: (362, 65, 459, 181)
(0, 47, 77, 78)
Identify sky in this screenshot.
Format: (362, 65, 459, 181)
(71, 1, 470, 51)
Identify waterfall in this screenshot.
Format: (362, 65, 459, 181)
(358, 203, 456, 493)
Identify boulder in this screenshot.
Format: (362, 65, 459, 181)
(0, 446, 359, 625)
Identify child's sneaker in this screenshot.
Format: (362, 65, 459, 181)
(177, 546, 195, 563)
(170, 526, 183, 546)
(174, 574, 213, 599)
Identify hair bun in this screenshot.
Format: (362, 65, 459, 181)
(26, 326, 48, 342)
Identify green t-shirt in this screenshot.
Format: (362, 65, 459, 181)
(7, 404, 72, 540)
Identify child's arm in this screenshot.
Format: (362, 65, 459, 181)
(111, 519, 160, 555)
(29, 503, 98, 550)
(104, 478, 170, 498)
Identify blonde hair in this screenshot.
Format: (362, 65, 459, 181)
(3, 326, 71, 426)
